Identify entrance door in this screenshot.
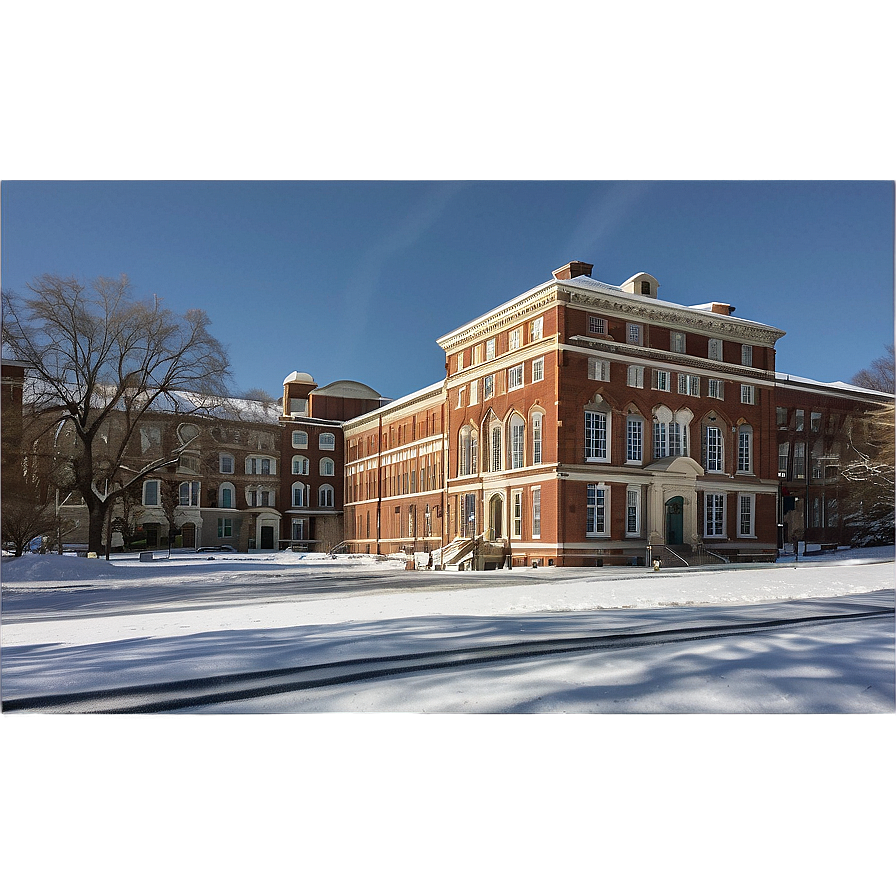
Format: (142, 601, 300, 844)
(665, 496, 684, 545)
(181, 523, 196, 548)
(260, 525, 275, 550)
(489, 494, 504, 539)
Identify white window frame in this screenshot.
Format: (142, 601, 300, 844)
(708, 338, 723, 360)
(626, 415, 643, 464)
(484, 374, 495, 399)
(627, 324, 642, 345)
(626, 488, 641, 536)
(627, 365, 644, 388)
(778, 442, 789, 475)
(292, 482, 309, 508)
(741, 344, 753, 366)
(653, 369, 670, 392)
(705, 426, 723, 473)
(469, 379, 478, 404)
(671, 331, 686, 353)
(588, 316, 607, 335)
(219, 453, 234, 474)
(740, 384, 755, 405)
(532, 412, 543, 465)
(178, 481, 200, 507)
(737, 425, 753, 473)
(508, 363, 523, 390)
(291, 430, 308, 449)
(678, 373, 700, 397)
(143, 479, 161, 507)
(708, 379, 724, 400)
(320, 457, 335, 476)
(511, 488, 523, 539)
(509, 328, 521, 351)
(486, 338, 496, 361)
(319, 432, 336, 451)
(318, 484, 335, 508)
(531, 487, 541, 538)
(490, 421, 502, 472)
(705, 492, 726, 538)
(219, 482, 235, 510)
(292, 455, 309, 475)
(738, 493, 755, 537)
(532, 357, 544, 383)
(585, 411, 609, 462)
(529, 317, 543, 341)
(510, 415, 525, 469)
(246, 455, 275, 476)
(588, 358, 610, 382)
(586, 484, 608, 536)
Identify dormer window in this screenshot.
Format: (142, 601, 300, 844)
(640, 281, 651, 296)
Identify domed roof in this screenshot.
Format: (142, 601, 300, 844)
(282, 371, 316, 386)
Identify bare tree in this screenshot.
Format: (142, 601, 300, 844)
(852, 344, 895, 393)
(2, 274, 231, 554)
(1, 483, 58, 556)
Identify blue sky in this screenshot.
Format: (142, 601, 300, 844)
(0, 0, 894, 397)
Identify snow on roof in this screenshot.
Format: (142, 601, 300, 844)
(344, 380, 444, 427)
(312, 380, 382, 399)
(775, 372, 894, 400)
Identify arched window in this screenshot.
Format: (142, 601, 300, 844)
(320, 457, 335, 477)
(218, 482, 235, 509)
(245, 455, 275, 475)
(737, 424, 753, 473)
(292, 482, 309, 507)
(319, 432, 336, 450)
(490, 419, 503, 472)
(703, 424, 724, 472)
(626, 412, 644, 464)
(509, 413, 525, 469)
(318, 484, 335, 508)
(292, 430, 308, 449)
(458, 426, 472, 476)
(653, 406, 691, 459)
(292, 455, 309, 475)
(179, 481, 200, 506)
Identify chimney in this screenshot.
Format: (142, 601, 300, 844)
(552, 261, 594, 280)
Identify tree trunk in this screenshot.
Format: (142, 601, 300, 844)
(87, 502, 108, 555)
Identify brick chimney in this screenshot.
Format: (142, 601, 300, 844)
(552, 261, 594, 280)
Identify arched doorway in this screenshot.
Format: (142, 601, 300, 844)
(665, 496, 684, 545)
(488, 493, 504, 539)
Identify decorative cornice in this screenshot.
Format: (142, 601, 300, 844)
(563, 288, 785, 346)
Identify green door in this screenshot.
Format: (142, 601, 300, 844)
(665, 496, 684, 545)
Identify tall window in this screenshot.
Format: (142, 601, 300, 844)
(585, 411, 608, 462)
(704, 426, 723, 472)
(320, 458, 335, 476)
(586, 484, 608, 536)
(217, 518, 232, 538)
(292, 455, 309, 475)
(627, 365, 644, 388)
(708, 338, 723, 360)
(793, 442, 806, 478)
(740, 384, 755, 405)
(778, 442, 790, 475)
(708, 379, 724, 399)
(739, 494, 755, 536)
(219, 483, 234, 509)
(510, 415, 525, 469)
(532, 413, 543, 464)
(532, 487, 541, 538)
(810, 412, 822, 432)
(741, 344, 753, 366)
(508, 364, 523, 390)
(795, 409, 805, 431)
(705, 493, 725, 537)
(319, 484, 335, 508)
(469, 379, 478, 404)
(458, 428, 471, 476)
(511, 489, 522, 538)
(319, 432, 336, 450)
(490, 421, 502, 472)
(678, 373, 700, 397)
(292, 518, 306, 541)
(143, 480, 160, 506)
(509, 328, 521, 351)
(532, 357, 544, 382)
(653, 421, 667, 459)
(626, 415, 643, 463)
(653, 369, 670, 392)
(484, 374, 495, 399)
(292, 482, 309, 507)
(627, 324, 642, 345)
(737, 425, 753, 473)
(219, 453, 234, 474)
(247, 456, 274, 475)
(669, 422, 687, 456)
(486, 339, 496, 361)
(671, 331, 686, 353)
(626, 488, 640, 535)
(529, 317, 543, 341)
(588, 358, 610, 381)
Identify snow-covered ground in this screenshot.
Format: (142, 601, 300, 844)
(0, 547, 894, 712)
